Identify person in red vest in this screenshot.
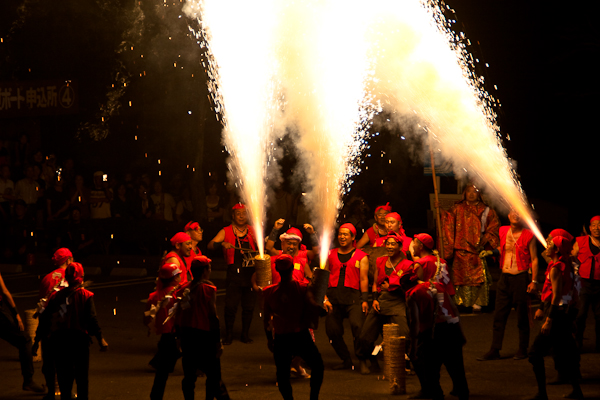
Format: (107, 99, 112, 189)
(37, 247, 74, 398)
(177, 256, 229, 400)
(573, 215, 600, 351)
(356, 232, 412, 374)
(144, 263, 183, 400)
(478, 209, 539, 361)
(163, 232, 193, 284)
(372, 212, 412, 256)
(411, 233, 455, 295)
(35, 262, 108, 400)
(208, 203, 258, 345)
(356, 203, 392, 248)
(323, 223, 369, 370)
(263, 254, 324, 400)
(184, 221, 203, 268)
(528, 236, 582, 400)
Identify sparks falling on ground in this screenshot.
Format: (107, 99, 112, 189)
(184, 0, 545, 252)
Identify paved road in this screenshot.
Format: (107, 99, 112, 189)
(1, 270, 599, 400)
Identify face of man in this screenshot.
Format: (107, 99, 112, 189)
(178, 240, 193, 257)
(338, 228, 354, 248)
(385, 238, 402, 257)
(189, 228, 203, 243)
(412, 238, 423, 254)
(233, 209, 248, 226)
(375, 210, 389, 226)
(508, 210, 521, 225)
(590, 220, 600, 239)
(282, 239, 300, 256)
(385, 217, 400, 233)
(465, 185, 480, 203)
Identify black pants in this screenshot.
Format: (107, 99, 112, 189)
(273, 330, 324, 400)
(180, 327, 229, 400)
(413, 328, 443, 399)
(224, 282, 256, 337)
(0, 301, 34, 382)
(52, 330, 90, 400)
(432, 322, 469, 400)
(529, 308, 580, 394)
(491, 272, 530, 352)
(576, 277, 600, 349)
(355, 309, 408, 360)
(42, 338, 57, 394)
(325, 303, 365, 363)
(150, 333, 180, 400)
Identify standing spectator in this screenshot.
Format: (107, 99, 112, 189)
(439, 184, 500, 312)
(111, 183, 135, 220)
(134, 183, 154, 219)
(69, 175, 91, 220)
(63, 207, 96, 260)
(41, 154, 57, 188)
(90, 171, 112, 219)
(0, 165, 16, 220)
(176, 187, 194, 223)
(14, 166, 41, 210)
(151, 181, 176, 222)
(46, 178, 70, 221)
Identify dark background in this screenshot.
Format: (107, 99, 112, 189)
(1, 0, 598, 234)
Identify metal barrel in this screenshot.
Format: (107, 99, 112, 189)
(254, 254, 272, 288)
(310, 268, 330, 304)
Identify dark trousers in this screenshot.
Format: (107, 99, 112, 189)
(180, 327, 229, 400)
(0, 302, 34, 382)
(413, 328, 443, 399)
(576, 278, 600, 349)
(529, 309, 580, 395)
(491, 272, 530, 352)
(53, 330, 90, 400)
(150, 333, 180, 400)
(355, 310, 408, 360)
(273, 330, 324, 400)
(224, 282, 256, 337)
(325, 303, 365, 363)
(42, 338, 57, 394)
(432, 322, 469, 400)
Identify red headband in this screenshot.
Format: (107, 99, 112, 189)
(232, 203, 246, 210)
(280, 227, 303, 242)
(549, 229, 573, 243)
(190, 255, 212, 267)
(384, 231, 404, 246)
(552, 236, 572, 257)
(386, 212, 401, 223)
(184, 221, 201, 231)
(52, 248, 73, 266)
(375, 202, 392, 214)
(339, 223, 357, 237)
(170, 232, 191, 247)
(591, 216, 600, 224)
(158, 263, 182, 279)
(414, 233, 434, 250)
(65, 262, 84, 285)
(275, 254, 294, 271)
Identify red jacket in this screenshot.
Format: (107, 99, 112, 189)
(499, 226, 534, 273)
(177, 281, 217, 332)
(576, 236, 600, 280)
(39, 267, 67, 299)
(366, 226, 383, 247)
(405, 282, 435, 333)
(327, 248, 367, 290)
(263, 280, 309, 334)
(223, 225, 257, 265)
(375, 256, 413, 292)
(145, 285, 179, 334)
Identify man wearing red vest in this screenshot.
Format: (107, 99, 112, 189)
(208, 203, 258, 345)
(528, 236, 582, 400)
(478, 209, 539, 361)
(572, 215, 600, 351)
(263, 254, 324, 400)
(356, 232, 412, 374)
(163, 232, 193, 284)
(177, 256, 229, 400)
(372, 212, 413, 256)
(323, 223, 369, 370)
(356, 203, 391, 248)
(411, 233, 455, 295)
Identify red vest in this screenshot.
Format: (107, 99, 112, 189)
(145, 285, 178, 334)
(405, 282, 435, 333)
(541, 258, 575, 306)
(375, 256, 413, 292)
(499, 226, 534, 272)
(223, 225, 257, 265)
(366, 226, 384, 247)
(417, 254, 455, 296)
(47, 287, 95, 334)
(576, 236, 600, 280)
(177, 282, 217, 332)
(327, 248, 367, 290)
(271, 250, 310, 285)
(374, 233, 412, 253)
(164, 251, 190, 285)
(39, 267, 67, 299)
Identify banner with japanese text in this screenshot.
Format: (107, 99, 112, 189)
(0, 80, 78, 118)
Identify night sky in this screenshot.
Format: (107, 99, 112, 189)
(1, 0, 598, 234)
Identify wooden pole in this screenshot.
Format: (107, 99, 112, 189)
(429, 134, 444, 259)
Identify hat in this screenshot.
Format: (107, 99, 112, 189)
(65, 262, 84, 285)
(339, 223, 357, 237)
(184, 221, 201, 232)
(170, 232, 191, 247)
(549, 229, 573, 243)
(275, 254, 294, 272)
(386, 212, 402, 223)
(280, 227, 303, 242)
(158, 263, 182, 279)
(232, 203, 246, 211)
(375, 203, 392, 214)
(552, 236, 572, 257)
(591, 216, 600, 224)
(414, 233, 434, 251)
(52, 248, 73, 266)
